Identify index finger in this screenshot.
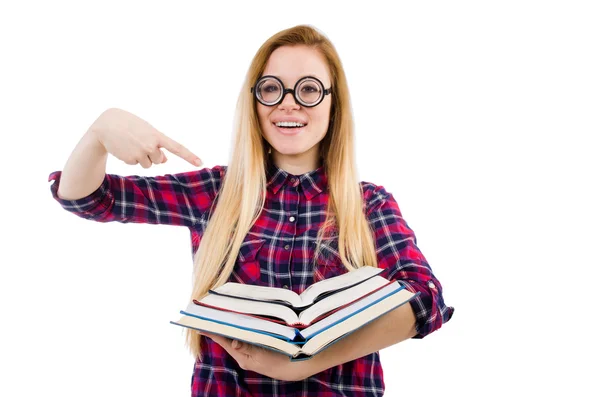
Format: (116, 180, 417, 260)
(159, 134, 203, 166)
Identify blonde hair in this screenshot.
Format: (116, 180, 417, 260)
(185, 24, 379, 359)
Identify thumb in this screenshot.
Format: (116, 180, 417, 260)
(232, 339, 251, 354)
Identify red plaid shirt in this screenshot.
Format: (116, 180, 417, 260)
(48, 161, 454, 396)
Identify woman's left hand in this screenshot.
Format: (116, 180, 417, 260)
(198, 331, 311, 382)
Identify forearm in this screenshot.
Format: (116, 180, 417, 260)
(300, 302, 417, 379)
(57, 127, 108, 200)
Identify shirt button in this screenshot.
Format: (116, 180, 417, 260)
(290, 177, 297, 183)
(284, 245, 290, 250)
(283, 285, 289, 289)
(289, 216, 295, 222)
(428, 281, 436, 289)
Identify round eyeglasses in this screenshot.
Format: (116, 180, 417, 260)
(251, 75, 332, 108)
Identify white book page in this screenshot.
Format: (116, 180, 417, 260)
(298, 266, 384, 305)
(301, 288, 416, 356)
(200, 294, 299, 325)
(183, 302, 297, 340)
(212, 283, 302, 307)
(300, 282, 402, 339)
(212, 267, 383, 308)
(298, 276, 391, 324)
(171, 316, 303, 358)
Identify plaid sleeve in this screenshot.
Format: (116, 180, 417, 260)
(47, 165, 226, 227)
(364, 183, 454, 339)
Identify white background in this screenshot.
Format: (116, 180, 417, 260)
(1, 1, 598, 396)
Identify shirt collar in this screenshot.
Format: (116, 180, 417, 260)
(266, 160, 328, 200)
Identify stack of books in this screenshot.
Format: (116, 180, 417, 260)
(170, 266, 418, 361)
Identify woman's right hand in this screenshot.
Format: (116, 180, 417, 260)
(90, 108, 203, 168)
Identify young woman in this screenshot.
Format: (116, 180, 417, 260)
(49, 24, 454, 397)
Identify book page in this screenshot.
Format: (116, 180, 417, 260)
(171, 316, 303, 357)
(298, 266, 384, 306)
(171, 287, 417, 360)
(182, 302, 298, 341)
(302, 288, 416, 356)
(199, 294, 300, 325)
(298, 276, 392, 324)
(211, 283, 303, 307)
(300, 282, 403, 339)
(210, 266, 384, 309)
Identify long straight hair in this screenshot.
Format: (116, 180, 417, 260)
(185, 24, 379, 359)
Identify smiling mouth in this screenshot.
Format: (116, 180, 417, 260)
(273, 122, 307, 129)
(272, 122, 306, 135)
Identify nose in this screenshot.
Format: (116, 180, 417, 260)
(278, 90, 300, 110)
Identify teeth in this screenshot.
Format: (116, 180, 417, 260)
(276, 121, 305, 127)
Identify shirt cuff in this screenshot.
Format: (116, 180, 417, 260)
(48, 170, 113, 219)
(394, 276, 454, 339)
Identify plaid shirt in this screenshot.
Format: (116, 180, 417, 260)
(48, 161, 454, 397)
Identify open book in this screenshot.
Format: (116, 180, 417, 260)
(194, 275, 396, 327)
(170, 266, 418, 361)
(207, 266, 385, 309)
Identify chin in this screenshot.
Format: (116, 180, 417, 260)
(273, 147, 303, 155)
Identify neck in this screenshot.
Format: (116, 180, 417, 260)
(270, 147, 322, 175)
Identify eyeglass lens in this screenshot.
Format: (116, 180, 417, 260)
(256, 77, 323, 106)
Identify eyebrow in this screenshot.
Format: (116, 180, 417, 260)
(263, 74, 327, 84)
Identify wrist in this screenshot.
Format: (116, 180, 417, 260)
(86, 108, 116, 153)
(84, 124, 108, 156)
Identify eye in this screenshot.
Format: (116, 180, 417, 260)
(301, 85, 318, 93)
(263, 84, 280, 93)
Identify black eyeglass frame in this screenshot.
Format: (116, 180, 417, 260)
(250, 75, 332, 108)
